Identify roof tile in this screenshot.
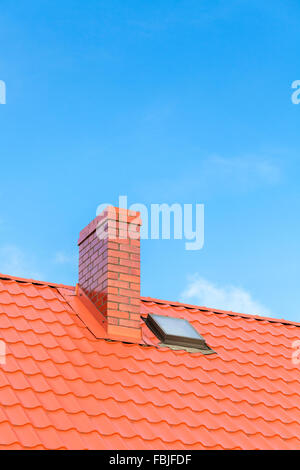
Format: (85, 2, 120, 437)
(0, 277, 299, 448)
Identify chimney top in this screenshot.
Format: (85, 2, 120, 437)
(78, 206, 142, 341)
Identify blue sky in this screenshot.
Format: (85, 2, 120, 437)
(0, 0, 299, 321)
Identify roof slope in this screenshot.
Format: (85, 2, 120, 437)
(0, 275, 299, 450)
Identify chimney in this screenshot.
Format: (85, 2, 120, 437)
(78, 206, 142, 341)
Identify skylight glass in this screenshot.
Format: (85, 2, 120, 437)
(150, 314, 203, 340)
(145, 313, 211, 351)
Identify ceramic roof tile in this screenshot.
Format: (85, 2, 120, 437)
(0, 277, 299, 448)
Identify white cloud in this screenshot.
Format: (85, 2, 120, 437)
(0, 244, 43, 280)
(180, 274, 272, 317)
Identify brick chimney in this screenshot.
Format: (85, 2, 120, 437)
(78, 206, 142, 341)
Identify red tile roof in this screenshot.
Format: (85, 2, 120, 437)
(0, 273, 299, 450)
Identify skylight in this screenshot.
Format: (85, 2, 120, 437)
(145, 313, 212, 351)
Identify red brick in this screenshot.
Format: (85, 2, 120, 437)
(108, 310, 130, 320)
(130, 253, 140, 261)
(130, 239, 140, 247)
(107, 264, 130, 274)
(129, 313, 141, 321)
(119, 303, 141, 314)
(107, 241, 119, 250)
(108, 279, 129, 289)
(119, 319, 140, 328)
(118, 238, 131, 246)
(107, 294, 129, 304)
(107, 271, 119, 280)
(119, 244, 139, 253)
(106, 287, 118, 295)
(131, 268, 140, 276)
(119, 288, 140, 298)
(119, 259, 140, 269)
(130, 283, 140, 291)
(107, 256, 119, 265)
(109, 249, 129, 259)
(119, 274, 140, 283)
(107, 317, 119, 325)
(106, 301, 118, 310)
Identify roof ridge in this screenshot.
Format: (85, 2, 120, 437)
(141, 296, 300, 328)
(0, 273, 74, 291)
(0, 273, 297, 328)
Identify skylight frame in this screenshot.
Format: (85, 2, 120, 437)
(146, 313, 210, 350)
